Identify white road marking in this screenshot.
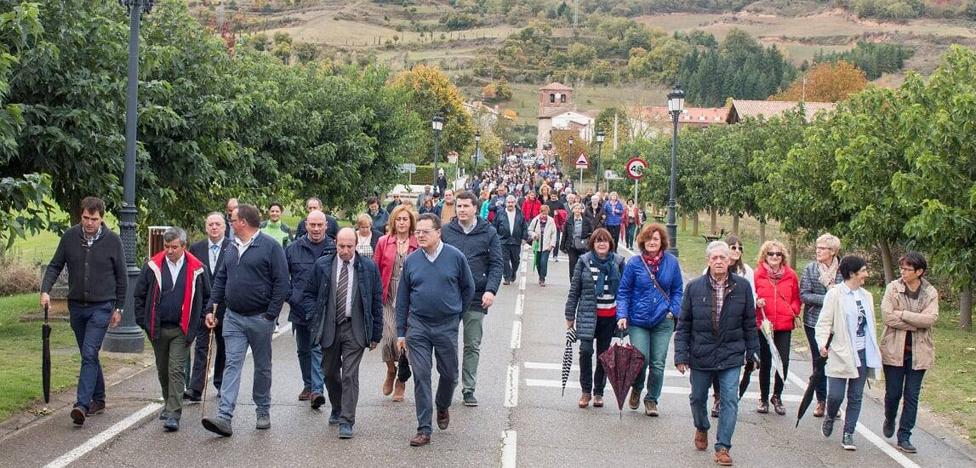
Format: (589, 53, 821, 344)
(514, 294, 524, 316)
(523, 379, 804, 402)
(511, 321, 522, 349)
(501, 430, 517, 468)
(521, 261, 526, 273)
(784, 372, 920, 468)
(505, 364, 520, 407)
(45, 403, 163, 468)
(519, 276, 526, 291)
(523, 361, 683, 377)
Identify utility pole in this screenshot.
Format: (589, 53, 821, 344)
(573, 0, 578, 29)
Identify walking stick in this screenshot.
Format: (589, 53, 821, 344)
(200, 304, 217, 419)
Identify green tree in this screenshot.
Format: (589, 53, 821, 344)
(390, 64, 476, 165)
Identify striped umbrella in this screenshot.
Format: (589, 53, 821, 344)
(560, 328, 578, 396)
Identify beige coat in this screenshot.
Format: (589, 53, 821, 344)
(880, 279, 939, 370)
(815, 285, 883, 380)
(529, 215, 558, 251)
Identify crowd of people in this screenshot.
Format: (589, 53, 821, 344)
(37, 159, 939, 464)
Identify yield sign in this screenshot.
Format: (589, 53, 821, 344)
(575, 153, 589, 169)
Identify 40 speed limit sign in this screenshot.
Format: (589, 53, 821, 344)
(625, 157, 647, 180)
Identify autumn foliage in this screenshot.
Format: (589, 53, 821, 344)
(772, 60, 868, 103)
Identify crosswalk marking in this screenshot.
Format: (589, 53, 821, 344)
(522, 379, 804, 402)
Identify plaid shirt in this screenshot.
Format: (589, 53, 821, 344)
(708, 273, 730, 333)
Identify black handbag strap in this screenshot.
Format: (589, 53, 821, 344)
(641, 260, 670, 303)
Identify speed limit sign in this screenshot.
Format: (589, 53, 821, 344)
(625, 157, 647, 180)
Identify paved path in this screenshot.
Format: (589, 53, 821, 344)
(1, 247, 974, 467)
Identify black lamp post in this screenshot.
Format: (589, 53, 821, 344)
(666, 86, 685, 258)
(474, 131, 481, 173)
(595, 130, 605, 192)
(432, 113, 443, 186)
(104, 0, 154, 353)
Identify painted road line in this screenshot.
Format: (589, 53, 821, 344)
(523, 379, 804, 402)
(501, 430, 517, 468)
(514, 294, 524, 316)
(511, 321, 522, 349)
(45, 403, 163, 468)
(519, 276, 526, 291)
(505, 364, 520, 408)
(523, 361, 684, 377)
(785, 372, 920, 468)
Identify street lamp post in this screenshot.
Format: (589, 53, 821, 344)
(474, 131, 481, 174)
(595, 130, 605, 193)
(568, 135, 580, 186)
(666, 86, 685, 258)
(432, 114, 443, 190)
(104, 0, 154, 353)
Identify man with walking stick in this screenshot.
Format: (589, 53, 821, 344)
(186, 212, 231, 402)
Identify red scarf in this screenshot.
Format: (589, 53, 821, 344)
(642, 251, 663, 273)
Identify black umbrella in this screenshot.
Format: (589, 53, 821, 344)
(560, 328, 577, 397)
(796, 334, 833, 428)
(738, 353, 759, 400)
(41, 303, 51, 404)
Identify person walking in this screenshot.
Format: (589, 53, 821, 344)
(675, 241, 759, 466)
(564, 228, 624, 409)
(560, 203, 592, 282)
(285, 211, 336, 408)
(366, 197, 389, 233)
(753, 240, 801, 416)
(528, 205, 557, 287)
(224, 198, 238, 240)
(202, 204, 291, 437)
(186, 212, 232, 402)
(301, 228, 383, 438)
(492, 195, 530, 286)
(799, 233, 843, 418)
(584, 193, 606, 230)
(621, 199, 643, 250)
(396, 214, 475, 447)
(521, 190, 541, 222)
(816, 255, 883, 451)
(133, 228, 209, 432)
(616, 224, 683, 417)
(260, 202, 291, 246)
(40, 196, 126, 426)
(295, 197, 339, 241)
(374, 205, 418, 402)
(549, 192, 567, 263)
(441, 191, 503, 406)
(354, 214, 379, 259)
(385, 193, 403, 214)
(603, 192, 624, 252)
(435, 189, 457, 224)
(880, 252, 938, 453)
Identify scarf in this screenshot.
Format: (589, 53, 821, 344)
(591, 253, 618, 295)
(818, 257, 840, 289)
(765, 263, 785, 282)
(81, 225, 104, 248)
(642, 251, 663, 274)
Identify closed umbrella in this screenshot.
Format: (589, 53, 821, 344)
(759, 308, 785, 379)
(796, 334, 833, 428)
(560, 328, 577, 397)
(737, 353, 759, 399)
(598, 340, 645, 419)
(41, 304, 51, 404)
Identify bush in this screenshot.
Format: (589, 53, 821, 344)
(0, 257, 40, 296)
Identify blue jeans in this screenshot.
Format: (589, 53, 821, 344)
(625, 224, 637, 249)
(535, 249, 550, 281)
(629, 318, 675, 402)
(293, 323, 325, 394)
(884, 352, 925, 443)
(218, 310, 275, 421)
(68, 301, 113, 410)
(691, 366, 741, 452)
(827, 349, 868, 435)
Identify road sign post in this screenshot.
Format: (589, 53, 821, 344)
(625, 157, 647, 203)
(575, 153, 589, 189)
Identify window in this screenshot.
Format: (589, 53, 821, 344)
(560, 94, 566, 103)
(549, 93, 555, 103)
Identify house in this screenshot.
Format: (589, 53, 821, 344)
(551, 110, 597, 142)
(726, 99, 835, 124)
(632, 105, 728, 138)
(536, 82, 579, 155)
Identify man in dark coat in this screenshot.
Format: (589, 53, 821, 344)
(440, 191, 503, 407)
(295, 197, 340, 240)
(301, 228, 383, 439)
(186, 212, 232, 401)
(134, 227, 210, 432)
(491, 195, 530, 285)
(674, 241, 759, 466)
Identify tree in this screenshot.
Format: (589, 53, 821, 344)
(772, 61, 868, 103)
(390, 64, 476, 165)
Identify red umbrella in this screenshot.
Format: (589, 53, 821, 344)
(598, 342, 645, 419)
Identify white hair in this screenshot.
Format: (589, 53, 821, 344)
(705, 240, 730, 258)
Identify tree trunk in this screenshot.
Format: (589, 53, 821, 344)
(961, 281, 973, 332)
(789, 235, 799, 271)
(878, 239, 896, 285)
(709, 208, 717, 234)
(732, 213, 740, 236)
(681, 213, 687, 231)
(692, 211, 700, 236)
(759, 221, 767, 244)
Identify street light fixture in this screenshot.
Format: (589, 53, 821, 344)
(432, 114, 444, 189)
(474, 131, 481, 173)
(595, 130, 606, 192)
(666, 85, 685, 257)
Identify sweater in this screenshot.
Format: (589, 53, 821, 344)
(41, 224, 127, 307)
(259, 220, 291, 246)
(395, 243, 475, 337)
(207, 231, 291, 319)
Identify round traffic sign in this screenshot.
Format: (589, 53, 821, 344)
(626, 157, 647, 180)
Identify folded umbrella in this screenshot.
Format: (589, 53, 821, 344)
(796, 334, 833, 428)
(598, 340, 645, 419)
(738, 353, 759, 400)
(560, 328, 577, 397)
(41, 304, 51, 404)
(759, 308, 785, 380)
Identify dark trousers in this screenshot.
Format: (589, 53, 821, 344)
(406, 316, 460, 435)
(567, 249, 583, 282)
(189, 319, 225, 395)
(579, 317, 615, 395)
(68, 301, 113, 411)
(625, 224, 637, 249)
(552, 230, 561, 259)
(804, 325, 827, 402)
(502, 243, 521, 282)
(884, 353, 926, 443)
(323, 320, 366, 426)
(759, 330, 792, 401)
(151, 326, 187, 419)
(606, 225, 621, 252)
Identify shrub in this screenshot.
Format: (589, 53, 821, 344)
(0, 257, 40, 296)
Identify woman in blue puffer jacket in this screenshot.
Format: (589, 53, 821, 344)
(616, 223, 684, 417)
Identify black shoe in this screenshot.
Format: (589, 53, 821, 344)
(86, 400, 105, 415)
(883, 417, 895, 438)
(897, 440, 917, 453)
(328, 410, 341, 426)
(462, 391, 478, 407)
(183, 391, 201, 403)
(70, 407, 86, 426)
(202, 417, 233, 437)
(821, 417, 835, 438)
(437, 409, 450, 430)
(310, 392, 326, 410)
(163, 417, 180, 432)
(503, 280, 511, 285)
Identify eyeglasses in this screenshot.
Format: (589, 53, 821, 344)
(815, 246, 831, 251)
(730, 245, 743, 251)
(766, 252, 784, 258)
(415, 229, 438, 235)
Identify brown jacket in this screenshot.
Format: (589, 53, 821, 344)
(880, 279, 939, 370)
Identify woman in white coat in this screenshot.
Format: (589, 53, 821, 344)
(529, 204, 558, 286)
(815, 255, 882, 452)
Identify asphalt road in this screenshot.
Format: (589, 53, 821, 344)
(1, 246, 974, 468)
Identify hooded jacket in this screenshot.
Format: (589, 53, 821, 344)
(134, 251, 209, 341)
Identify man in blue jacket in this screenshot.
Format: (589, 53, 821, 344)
(285, 210, 336, 407)
(674, 241, 759, 466)
(441, 191, 503, 407)
(202, 204, 290, 437)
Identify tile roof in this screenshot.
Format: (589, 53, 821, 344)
(727, 99, 835, 123)
(539, 82, 573, 91)
(638, 106, 729, 124)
